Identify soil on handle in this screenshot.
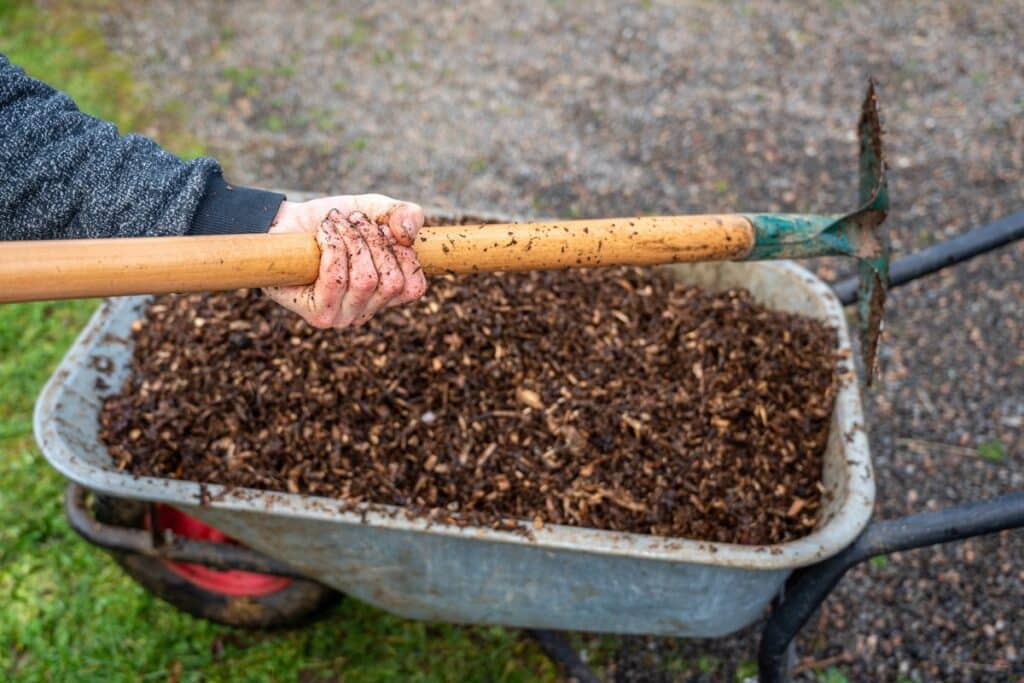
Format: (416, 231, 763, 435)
(100, 222, 839, 545)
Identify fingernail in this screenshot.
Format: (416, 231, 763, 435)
(401, 218, 417, 241)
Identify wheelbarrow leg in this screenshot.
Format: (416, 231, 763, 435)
(526, 630, 601, 683)
(758, 491, 1024, 682)
(758, 548, 855, 682)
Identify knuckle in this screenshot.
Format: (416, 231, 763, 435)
(324, 254, 348, 277)
(318, 229, 346, 252)
(353, 272, 378, 294)
(410, 276, 428, 299)
(308, 311, 336, 329)
(381, 273, 404, 297)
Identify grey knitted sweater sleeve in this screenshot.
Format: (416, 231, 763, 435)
(0, 53, 285, 240)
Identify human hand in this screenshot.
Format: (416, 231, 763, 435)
(266, 194, 427, 328)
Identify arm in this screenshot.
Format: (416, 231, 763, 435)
(0, 53, 427, 326)
(0, 53, 283, 240)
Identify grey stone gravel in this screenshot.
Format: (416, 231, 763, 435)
(91, 1, 1022, 680)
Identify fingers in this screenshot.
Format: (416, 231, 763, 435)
(329, 213, 374, 327)
(340, 212, 407, 325)
(308, 216, 349, 328)
(348, 194, 425, 247)
(388, 242, 428, 307)
(264, 197, 427, 329)
(347, 197, 425, 304)
(383, 201, 425, 247)
(265, 214, 349, 328)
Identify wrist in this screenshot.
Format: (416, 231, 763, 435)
(268, 200, 303, 234)
(190, 172, 286, 236)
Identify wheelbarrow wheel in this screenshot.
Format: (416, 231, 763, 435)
(92, 494, 341, 628)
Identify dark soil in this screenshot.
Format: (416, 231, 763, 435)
(100, 258, 839, 546)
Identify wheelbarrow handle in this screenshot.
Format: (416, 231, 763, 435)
(0, 215, 755, 303)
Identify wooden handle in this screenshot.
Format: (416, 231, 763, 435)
(0, 233, 319, 303)
(0, 215, 754, 303)
(416, 215, 753, 274)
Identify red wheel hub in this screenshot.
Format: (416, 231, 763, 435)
(150, 504, 292, 597)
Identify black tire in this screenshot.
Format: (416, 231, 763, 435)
(92, 494, 341, 628)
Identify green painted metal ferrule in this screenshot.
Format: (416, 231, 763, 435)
(741, 213, 852, 260)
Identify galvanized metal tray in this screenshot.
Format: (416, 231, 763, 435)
(35, 231, 873, 637)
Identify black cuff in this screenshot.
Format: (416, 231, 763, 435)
(188, 172, 286, 236)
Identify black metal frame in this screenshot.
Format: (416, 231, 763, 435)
(64, 483, 306, 578)
(831, 209, 1024, 304)
(758, 491, 1024, 682)
(64, 210, 1024, 683)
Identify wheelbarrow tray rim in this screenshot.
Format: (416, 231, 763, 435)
(34, 212, 873, 573)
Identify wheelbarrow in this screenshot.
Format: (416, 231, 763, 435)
(33, 204, 1024, 681)
(37, 236, 872, 628)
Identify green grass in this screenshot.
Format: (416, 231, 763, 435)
(977, 439, 1005, 463)
(816, 667, 850, 683)
(734, 660, 758, 681)
(0, 2, 556, 680)
(467, 157, 489, 174)
(696, 654, 720, 674)
(221, 65, 263, 99)
(264, 114, 285, 133)
(348, 17, 374, 48)
(371, 47, 394, 66)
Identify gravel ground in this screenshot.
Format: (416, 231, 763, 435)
(89, 1, 1022, 681)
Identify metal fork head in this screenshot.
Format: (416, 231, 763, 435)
(741, 82, 890, 382)
(849, 79, 889, 382)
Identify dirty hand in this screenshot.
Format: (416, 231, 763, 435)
(265, 195, 427, 329)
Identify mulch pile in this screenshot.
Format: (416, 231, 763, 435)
(100, 251, 839, 545)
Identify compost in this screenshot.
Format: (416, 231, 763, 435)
(100, 246, 839, 545)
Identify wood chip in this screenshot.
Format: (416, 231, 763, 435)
(99, 216, 839, 545)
